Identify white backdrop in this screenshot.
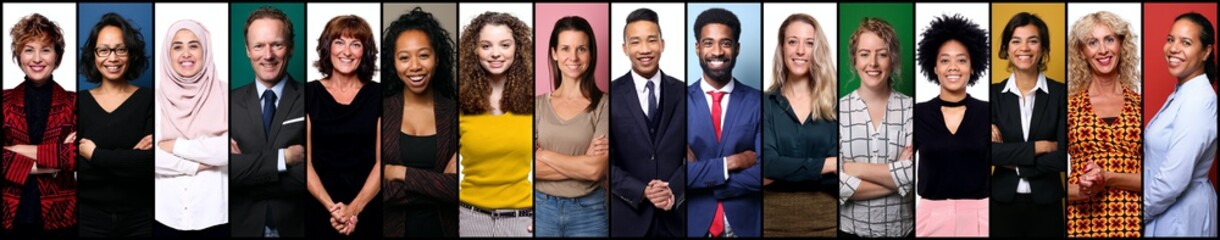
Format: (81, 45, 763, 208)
(1067, 2, 1142, 91)
(761, 3, 838, 91)
(914, 3, 990, 103)
(306, 3, 381, 82)
(3, 3, 76, 90)
(154, 3, 229, 86)
(609, 3, 685, 81)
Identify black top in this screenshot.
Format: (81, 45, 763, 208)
(914, 95, 990, 200)
(77, 87, 155, 211)
(761, 93, 837, 192)
(24, 80, 51, 145)
(399, 132, 442, 237)
(304, 80, 381, 202)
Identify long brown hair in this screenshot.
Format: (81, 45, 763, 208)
(458, 12, 534, 115)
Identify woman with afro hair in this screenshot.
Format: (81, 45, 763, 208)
(911, 13, 991, 237)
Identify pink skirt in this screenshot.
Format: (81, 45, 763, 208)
(915, 198, 989, 237)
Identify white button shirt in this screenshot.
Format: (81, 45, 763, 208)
(154, 82, 230, 230)
(999, 72, 1048, 194)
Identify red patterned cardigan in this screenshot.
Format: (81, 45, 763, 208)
(2, 81, 76, 230)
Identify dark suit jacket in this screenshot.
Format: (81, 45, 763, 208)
(609, 71, 686, 237)
(686, 79, 762, 237)
(990, 77, 1067, 205)
(381, 92, 459, 237)
(229, 77, 306, 237)
(2, 81, 76, 230)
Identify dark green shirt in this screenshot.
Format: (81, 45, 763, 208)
(762, 93, 837, 191)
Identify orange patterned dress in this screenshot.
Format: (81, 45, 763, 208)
(1066, 87, 1142, 238)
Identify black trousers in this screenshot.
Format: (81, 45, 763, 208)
(79, 203, 153, 238)
(991, 194, 1065, 238)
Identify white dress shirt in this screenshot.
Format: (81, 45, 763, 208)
(154, 81, 230, 230)
(254, 76, 288, 172)
(699, 78, 735, 180)
(1000, 72, 1048, 194)
(632, 70, 662, 118)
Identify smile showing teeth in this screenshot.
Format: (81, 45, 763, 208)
(29, 65, 46, 72)
(1017, 56, 1031, 61)
(945, 74, 962, 81)
(407, 76, 424, 82)
(865, 70, 881, 77)
(1096, 56, 1112, 65)
(104, 65, 122, 73)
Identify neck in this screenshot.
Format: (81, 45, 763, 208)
(1179, 70, 1205, 85)
(1014, 68, 1039, 84)
(329, 72, 360, 87)
(557, 77, 584, 98)
(703, 74, 729, 90)
(939, 88, 967, 102)
(784, 74, 811, 95)
(857, 82, 890, 104)
(403, 87, 434, 107)
(636, 69, 658, 80)
(97, 79, 133, 93)
(1090, 72, 1120, 94)
(258, 75, 284, 89)
(489, 73, 507, 89)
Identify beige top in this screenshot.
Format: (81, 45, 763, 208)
(535, 93, 609, 198)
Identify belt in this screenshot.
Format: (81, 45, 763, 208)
(461, 203, 533, 218)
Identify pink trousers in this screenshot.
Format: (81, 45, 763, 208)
(915, 198, 989, 237)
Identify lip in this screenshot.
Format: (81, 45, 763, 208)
(486, 60, 505, 69)
(28, 64, 47, 72)
(790, 58, 808, 65)
(103, 64, 124, 73)
(1094, 55, 1113, 66)
(405, 74, 427, 87)
(636, 56, 654, 65)
(1166, 56, 1184, 68)
(944, 74, 963, 82)
(1016, 55, 1032, 62)
(179, 60, 196, 69)
(707, 58, 728, 69)
(863, 70, 882, 77)
(565, 63, 583, 71)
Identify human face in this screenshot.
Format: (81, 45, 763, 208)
(395, 30, 435, 95)
(854, 31, 892, 89)
(696, 23, 738, 85)
(1007, 25, 1042, 73)
(18, 38, 56, 83)
(477, 24, 516, 77)
(783, 22, 816, 79)
(95, 26, 128, 81)
(552, 30, 591, 81)
(246, 18, 289, 84)
(329, 35, 364, 76)
(170, 29, 203, 78)
(623, 20, 663, 78)
(935, 40, 971, 93)
(1164, 19, 1212, 81)
(1083, 25, 1121, 76)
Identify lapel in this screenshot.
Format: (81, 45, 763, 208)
(244, 83, 268, 142)
(719, 79, 747, 155)
(269, 78, 301, 142)
(656, 74, 683, 148)
(1027, 89, 1049, 138)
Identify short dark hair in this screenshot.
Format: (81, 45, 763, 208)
(313, 15, 377, 82)
(623, 8, 660, 40)
(244, 6, 295, 55)
(999, 12, 1051, 72)
(916, 14, 989, 86)
(10, 13, 66, 68)
(548, 16, 602, 112)
(693, 8, 740, 42)
(382, 7, 456, 100)
(1175, 12, 1217, 84)
(80, 13, 149, 83)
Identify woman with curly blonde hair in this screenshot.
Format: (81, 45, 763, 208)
(455, 11, 534, 237)
(1065, 10, 1143, 238)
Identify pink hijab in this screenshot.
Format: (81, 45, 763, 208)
(157, 19, 227, 140)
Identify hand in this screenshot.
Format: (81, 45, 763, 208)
(384, 164, 406, 182)
(133, 135, 153, 150)
(822, 157, 838, 174)
(197, 163, 215, 171)
(644, 180, 673, 211)
(762, 178, 775, 186)
(64, 131, 77, 144)
(898, 145, 914, 161)
(585, 135, 608, 156)
(229, 139, 242, 155)
(1079, 161, 1106, 196)
(329, 203, 351, 233)
(4, 145, 37, 159)
(726, 150, 757, 171)
(443, 155, 457, 174)
(284, 145, 305, 166)
(80, 139, 97, 160)
(158, 139, 175, 153)
(527, 224, 533, 233)
(686, 146, 697, 163)
(990, 124, 1002, 143)
(1034, 141, 1057, 155)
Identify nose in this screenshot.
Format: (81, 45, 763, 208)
(490, 48, 502, 59)
(796, 44, 807, 56)
(407, 57, 422, 73)
(867, 54, 878, 67)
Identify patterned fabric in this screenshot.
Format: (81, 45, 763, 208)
(1066, 87, 1142, 238)
(838, 90, 915, 237)
(2, 81, 77, 230)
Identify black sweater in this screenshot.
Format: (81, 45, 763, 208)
(77, 87, 154, 212)
(914, 95, 990, 200)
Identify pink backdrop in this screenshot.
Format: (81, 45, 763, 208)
(1142, 3, 1218, 191)
(535, 3, 610, 96)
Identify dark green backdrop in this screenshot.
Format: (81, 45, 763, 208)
(229, 3, 306, 89)
(837, 3, 915, 98)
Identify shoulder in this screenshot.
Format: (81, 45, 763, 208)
(1046, 78, 1067, 95)
(991, 78, 1008, 93)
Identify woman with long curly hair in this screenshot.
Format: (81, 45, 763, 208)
(1065, 11, 1143, 238)
(456, 11, 534, 237)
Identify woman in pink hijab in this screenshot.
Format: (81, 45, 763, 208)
(151, 19, 230, 237)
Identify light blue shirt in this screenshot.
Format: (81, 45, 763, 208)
(255, 76, 289, 172)
(1144, 74, 1217, 237)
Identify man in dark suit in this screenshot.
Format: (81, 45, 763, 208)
(229, 6, 306, 237)
(685, 8, 762, 238)
(609, 8, 687, 237)
(989, 15, 1066, 237)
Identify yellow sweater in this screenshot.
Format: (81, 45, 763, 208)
(459, 113, 533, 209)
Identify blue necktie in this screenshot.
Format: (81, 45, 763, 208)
(262, 89, 276, 139)
(645, 81, 658, 137)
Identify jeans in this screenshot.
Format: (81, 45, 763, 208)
(535, 188, 608, 237)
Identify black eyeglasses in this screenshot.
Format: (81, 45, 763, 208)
(95, 47, 129, 57)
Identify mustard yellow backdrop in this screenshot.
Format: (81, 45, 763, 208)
(991, 3, 1066, 84)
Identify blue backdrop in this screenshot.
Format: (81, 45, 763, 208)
(78, 3, 154, 90)
(686, 3, 762, 90)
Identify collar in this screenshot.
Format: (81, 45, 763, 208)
(1001, 72, 1048, 96)
(1179, 73, 1211, 89)
(700, 77, 735, 94)
(256, 75, 289, 100)
(632, 70, 663, 93)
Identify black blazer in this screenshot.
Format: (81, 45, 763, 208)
(381, 91, 459, 237)
(229, 78, 307, 237)
(608, 71, 686, 237)
(990, 77, 1067, 204)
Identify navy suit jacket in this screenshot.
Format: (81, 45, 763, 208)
(609, 71, 687, 237)
(686, 78, 762, 237)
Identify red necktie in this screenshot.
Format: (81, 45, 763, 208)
(707, 90, 726, 237)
